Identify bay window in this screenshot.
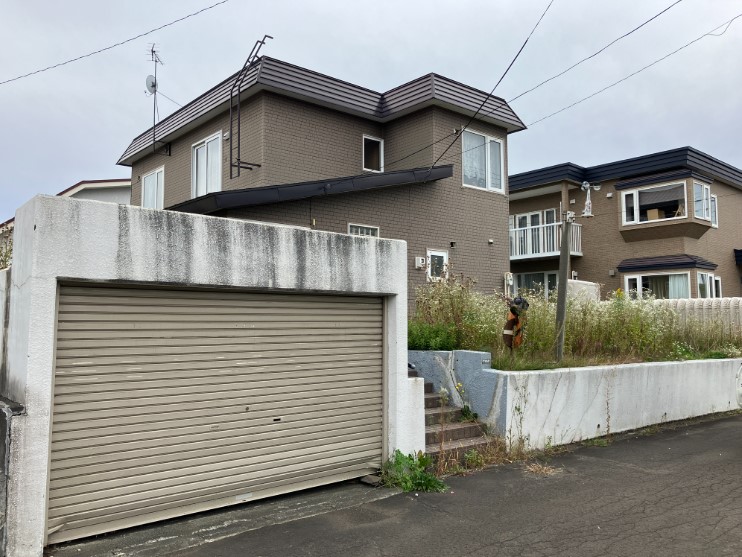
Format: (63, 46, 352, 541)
(624, 272, 690, 299)
(694, 182, 712, 220)
(622, 182, 686, 224)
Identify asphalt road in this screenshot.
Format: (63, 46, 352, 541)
(174, 414, 742, 557)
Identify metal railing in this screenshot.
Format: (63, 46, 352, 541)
(509, 222, 582, 260)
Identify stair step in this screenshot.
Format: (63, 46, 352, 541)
(424, 393, 445, 409)
(425, 422, 484, 445)
(424, 382, 434, 394)
(425, 406, 462, 426)
(426, 435, 492, 457)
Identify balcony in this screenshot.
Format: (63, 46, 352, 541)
(509, 222, 583, 261)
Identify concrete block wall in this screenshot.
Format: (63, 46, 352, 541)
(410, 350, 742, 450)
(4, 196, 421, 556)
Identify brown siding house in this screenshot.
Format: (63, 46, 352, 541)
(118, 57, 525, 309)
(508, 147, 742, 299)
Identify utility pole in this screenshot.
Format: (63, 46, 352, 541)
(555, 210, 574, 362)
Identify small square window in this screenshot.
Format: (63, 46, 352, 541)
(349, 224, 379, 237)
(427, 249, 448, 280)
(363, 136, 383, 172)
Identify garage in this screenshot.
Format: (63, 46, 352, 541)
(47, 285, 384, 544)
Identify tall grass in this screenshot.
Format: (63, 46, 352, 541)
(411, 274, 742, 369)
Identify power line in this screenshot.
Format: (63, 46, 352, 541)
(0, 0, 231, 87)
(426, 0, 556, 174)
(528, 12, 742, 126)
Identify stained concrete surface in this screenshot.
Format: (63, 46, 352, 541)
(50, 414, 742, 557)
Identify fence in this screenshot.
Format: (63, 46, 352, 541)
(656, 297, 742, 336)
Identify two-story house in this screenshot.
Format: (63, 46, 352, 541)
(117, 57, 525, 306)
(508, 147, 742, 299)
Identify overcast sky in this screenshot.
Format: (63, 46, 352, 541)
(1, 0, 741, 222)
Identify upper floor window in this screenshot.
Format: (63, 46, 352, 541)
(192, 132, 222, 198)
(349, 223, 379, 237)
(142, 167, 164, 209)
(462, 130, 503, 192)
(694, 182, 718, 227)
(622, 182, 686, 225)
(363, 136, 384, 172)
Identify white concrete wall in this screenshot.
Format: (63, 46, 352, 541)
(5, 195, 422, 557)
(0, 269, 8, 392)
(411, 350, 741, 451)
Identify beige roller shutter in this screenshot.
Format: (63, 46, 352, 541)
(48, 285, 384, 544)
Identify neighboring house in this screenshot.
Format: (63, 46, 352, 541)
(508, 147, 742, 299)
(0, 178, 131, 243)
(117, 57, 526, 306)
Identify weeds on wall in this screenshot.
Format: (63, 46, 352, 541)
(0, 234, 11, 269)
(410, 273, 742, 367)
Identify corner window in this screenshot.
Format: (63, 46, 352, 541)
(363, 136, 384, 172)
(141, 167, 164, 209)
(694, 182, 711, 220)
(711, 194, 718, 227)
(192, 132, 222, 198)
(427, 249, 448, 280)
(462, 130, 503, 192)
(348, 224, 379, 237)
(624, 272, 690, 299)
(698, 272, 718, 298)
(622, 182, 686, 225)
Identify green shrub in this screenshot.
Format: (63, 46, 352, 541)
(380, 450, 447, 492)
(408, 321, 458, 351)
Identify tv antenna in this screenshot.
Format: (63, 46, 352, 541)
(146, 44, 169, 155)
(229, 34, 273, 178)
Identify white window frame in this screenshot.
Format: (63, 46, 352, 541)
(426, 249, 448, 281)
(515, 271, 558, 299)
(461, 130, 505, 193)
(348, 223, 380, 237)
(362, 135, 384, 173)
(710, 194, 718, 228)
(713, 276, 722, 298)
(693, 182, 712, 221)
(621, 181, 687, 225)
(191, 131, 222, 198)
(624, 271, 691, 299)
(141, 166, 164, 210)
(697, 271, 717, 298)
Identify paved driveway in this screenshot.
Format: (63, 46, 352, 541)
(51, 413, 742, 557)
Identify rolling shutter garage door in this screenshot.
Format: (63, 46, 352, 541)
(48, 285, 384, 544)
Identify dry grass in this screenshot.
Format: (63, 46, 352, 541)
(524, 462, 557, 476)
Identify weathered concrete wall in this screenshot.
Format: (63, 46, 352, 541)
(5, 195, 421, 557)
(0, 269, 9, 398)
(411, 350, 742, 450)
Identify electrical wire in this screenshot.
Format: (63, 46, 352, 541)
(528, 12, 742, 126)
(426, 0, 555, 175)
(0, 0, 231, 86)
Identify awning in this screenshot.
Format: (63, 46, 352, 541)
(168, 165, 453, 215)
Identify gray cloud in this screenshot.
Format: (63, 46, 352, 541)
(1, 0, 741, 222)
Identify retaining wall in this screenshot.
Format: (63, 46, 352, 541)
(409, 350, 742, 450)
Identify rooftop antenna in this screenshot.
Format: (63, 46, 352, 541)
(146, 44, 166, 154)
(229, 34, 273, 178)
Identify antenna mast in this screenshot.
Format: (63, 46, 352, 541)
(148, 45, 163, 153)
(229, 34, 272, 178)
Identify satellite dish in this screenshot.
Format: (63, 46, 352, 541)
(145, 75, 157, 94)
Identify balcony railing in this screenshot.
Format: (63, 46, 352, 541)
(509, 222, 582, 260)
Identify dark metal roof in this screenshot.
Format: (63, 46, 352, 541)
(613, 169, 713, 190)
(509, 147, 742, 192)
(118, 57, 525, 166)
(617, 254, 718, 273)
(735, 249, 742, 265)
(167, 164, 454, 215)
